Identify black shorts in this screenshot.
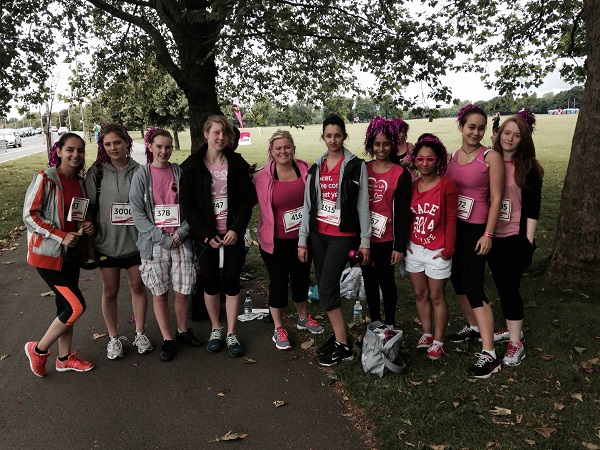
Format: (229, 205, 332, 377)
(98, 253, 142, 270)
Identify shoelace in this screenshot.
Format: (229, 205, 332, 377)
(226, 334, 239, 345)
(418, 335, 432, 345)
(108, 336, 127, 350)
(210, 328, 223, 340)
(429, 342, 443, 352)
(276, 328, 289, 341)
(305, 315, 319, 327)
(505, 342, 519, 357)
(474, 352, 494, 367)
(458, 325, 473, 336)
(133, 334, 150, 346)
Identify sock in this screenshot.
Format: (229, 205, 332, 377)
(470, 325, 480, 332)
(511, 341, 523, 348)
(177, 328, 187, 334)
(298, 316, 307, 322)
(136, 330, 144, 336)
(58, 354, 70, 362)
(423, 333, 433, 337)
(110, 335, 118, 340)
(433, 340, 444, 346)
(483, 349, 497, 359)
(35, 345, 48, 355)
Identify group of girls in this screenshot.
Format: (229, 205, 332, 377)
(22, 108, 542, 378)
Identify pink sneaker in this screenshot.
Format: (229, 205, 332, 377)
(417, 334, 434, 349)
(24, 341, 50, 377)
(427, 342, 445, 360)
(55, 351, 94, 372)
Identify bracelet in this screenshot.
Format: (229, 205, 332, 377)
(298, 245, 307, 250)
(483, 232, 493, 238)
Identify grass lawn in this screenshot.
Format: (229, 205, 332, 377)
(3, 115, 598, 448)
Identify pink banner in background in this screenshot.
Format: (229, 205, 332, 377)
(234, 105, 244, 129)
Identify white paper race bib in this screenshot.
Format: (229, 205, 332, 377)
(154, 204, 181, 228)
(457, 195, 475, 220)
(110, 203, 134, 225)
(283, 206, 303, 233)
(499, 198, 511, 222)
(67, 197, 89, 222)
(316, 199, 340, 226)
(370, 211, 387, 238)
(212, 196, 228, 220)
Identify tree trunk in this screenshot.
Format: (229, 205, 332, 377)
(545, 0, 600, 286)
(173, 130, 180, 150)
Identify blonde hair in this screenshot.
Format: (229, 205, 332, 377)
(268, 130, 296, 150)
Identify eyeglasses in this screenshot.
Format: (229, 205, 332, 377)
(414, 156, 438, 164)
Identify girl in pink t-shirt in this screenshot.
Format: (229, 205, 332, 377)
(405, 135, 458, 360)
(361, 117, 412, 329)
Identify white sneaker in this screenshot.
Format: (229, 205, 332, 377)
(132, 332, 153, 354)
(107, 336, 127, 360)
(503, 341, 525, 366)
(494, 328, 525, 343)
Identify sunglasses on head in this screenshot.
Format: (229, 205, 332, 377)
(414, 156, 438, 164)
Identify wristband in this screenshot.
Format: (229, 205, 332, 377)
(483, 232, 493, 238)
(298, 245, 307, 250)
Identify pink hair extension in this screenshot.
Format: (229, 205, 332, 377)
(516, 109, 536, 133)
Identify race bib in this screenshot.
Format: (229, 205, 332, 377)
(283, 206, 303, 233)
(499, 198, 511, 221)
(67, 197, 89, 222)
(370, 211, 387, 238)
(456, 195, 474, 220)
(154, 204, 181, 228)
(212, 196, 228, 220)
(316, 199, 340, 226)
(110, 203, 134, 225)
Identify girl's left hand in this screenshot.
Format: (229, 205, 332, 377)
(475, 236, 492, 255)
(222, 230, 238, 246)
(80, 221, 94, 236)
(390, 250, 403, 266)
(358, 247, 370, 265)
(171, 233, 181, 248)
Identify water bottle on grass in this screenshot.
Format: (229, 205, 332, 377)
(353, 301, 363, 326)
(244, 291, 253, 319)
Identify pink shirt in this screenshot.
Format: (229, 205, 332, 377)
(316, 157, 355, 237)
(446, 148, 490, 224)
(150, 165, 177, 234)
(273, 177, 304, 239)
(495, 161, 522, 237)
(367, 162, 403, 242)
(205, 160, 228, 234)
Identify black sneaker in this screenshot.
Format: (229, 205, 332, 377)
(176, 328, 204, 347)
(468, 351, 501, 379)
(159, 340, 177, 362)
(316, 333, 336, 356)
(448, 324, 481, 343)
(315, 341, 354, 367)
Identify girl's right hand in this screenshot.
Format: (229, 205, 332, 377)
(61, 232, 80, 248)
(298, 248, 308, 263)
(406, 244, 413, 254)
(208, 236, 223, 249)
(432, 251, 447, 260)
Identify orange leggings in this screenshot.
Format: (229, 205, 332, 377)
(36, 260, 86, 325)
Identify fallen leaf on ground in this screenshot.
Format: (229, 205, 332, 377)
(0, 354, 8, 361)
(409, 380, 422, 386)
(314, 315, 323, 320)
(217, 392, 226, 397)
(571, 393, 584, 402)
(92, 333, 108, 340)
(516, 414, 523, 423)
(273, 400, 286, 407)
(301, 338, 314, 350)
(209, 430, 248, 443)
(578, 292, 590, 299)
(554, 402, 565, 410)
(535, 426, 556, 438)
(2, 261, 13, 264)
(244, 357, 256, 364)
(582, 442, 599, 450)
(581, 358, 599, 369)
(524, 439, 536, 446)
(541, 354, 554, 361)
(453, 402, 459, 408)
(40, 291, 55, 297)
(574, 347, 586, 354)
(429, 445, 446, 450)
(490, 406, 511, 416)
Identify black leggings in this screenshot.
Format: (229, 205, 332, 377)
(37, 259, 86, 325)
(360, 241, 397, 326)
(487, 234, 532, 321)
(260, 238, 311, 309)
(197, 238, 244, 296)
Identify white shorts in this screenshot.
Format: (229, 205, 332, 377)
(404, 241, 452, 280)
(139, 244, 196, 296)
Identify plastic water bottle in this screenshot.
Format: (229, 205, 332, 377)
(244, 291, 253, 319)
(353, 300, 363, 326)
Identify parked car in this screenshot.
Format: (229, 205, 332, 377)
(35, 127, 43, 134)
(0, 129, 22, 148)
(50, 126, 58, 132)
(58, 126, 69, 135)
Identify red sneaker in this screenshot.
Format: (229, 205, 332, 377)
(24, 341, 49, 377)
(427, 342, 445, 360)
(417, 334, 434, 349)
(55, 351, 94, 372)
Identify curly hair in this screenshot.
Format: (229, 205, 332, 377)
(144, 127, 173, 164)
(456, 104, 487, 126)
(94, 123, 133, 164)
(390, 117, 409, 135)
(516, 109, 536, 133)
(412, 134, 449, 176)
(364, 116, 401, 164)
(48, 133, 86, 177)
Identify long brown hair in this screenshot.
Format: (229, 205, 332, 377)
(493, 116, 544, 189)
